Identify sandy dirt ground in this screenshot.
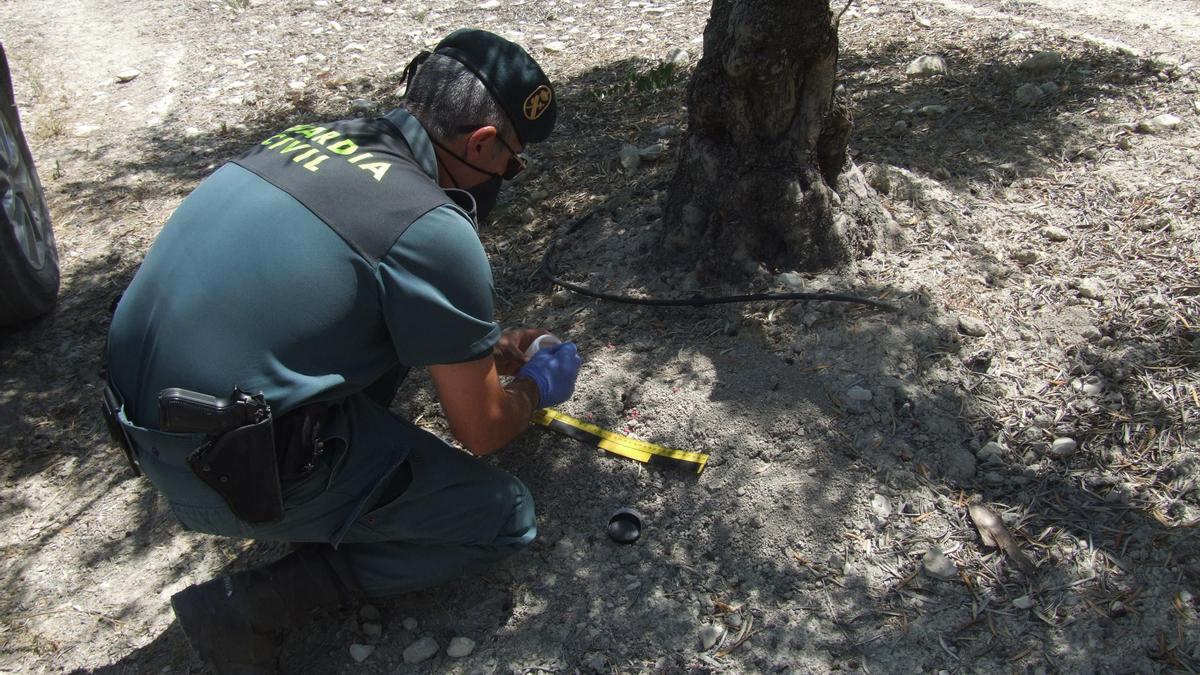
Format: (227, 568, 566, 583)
(1, 0, 1198, 673)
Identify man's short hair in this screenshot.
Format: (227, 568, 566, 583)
(404, 54, 514, 142)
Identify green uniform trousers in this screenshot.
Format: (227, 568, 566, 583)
(121, 393, 537, 598)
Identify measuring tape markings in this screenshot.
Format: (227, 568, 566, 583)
(532, 408, 709, 474)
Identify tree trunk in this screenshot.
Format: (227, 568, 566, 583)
(664, 0, 892, 276)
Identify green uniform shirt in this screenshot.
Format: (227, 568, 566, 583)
(108, 110, 499, 426)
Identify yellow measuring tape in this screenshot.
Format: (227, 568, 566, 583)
(532, 408, 709, 475)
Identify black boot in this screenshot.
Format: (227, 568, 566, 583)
(170, 547, 362, 674)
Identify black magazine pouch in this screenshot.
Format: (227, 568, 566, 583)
(187, 416, 284, 524)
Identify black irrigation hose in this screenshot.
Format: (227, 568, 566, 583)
(537, 203, 902, 313)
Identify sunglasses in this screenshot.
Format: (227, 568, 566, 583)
(495, 133, 527, 180)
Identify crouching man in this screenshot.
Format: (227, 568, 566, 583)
(103, 29, 580, 674)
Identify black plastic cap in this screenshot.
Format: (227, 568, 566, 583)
(607, 508, 643, 545)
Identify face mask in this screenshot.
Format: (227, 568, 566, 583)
(467, 176, 502, 225)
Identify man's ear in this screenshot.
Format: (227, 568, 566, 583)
(465, 125, 498, 161)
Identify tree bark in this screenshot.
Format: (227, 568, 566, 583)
(664, 0, 892, 275)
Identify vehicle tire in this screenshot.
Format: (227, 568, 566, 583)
(0, 44, 58, 327)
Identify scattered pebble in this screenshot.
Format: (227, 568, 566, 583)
(1049, 437, 1078, 458)
(1015, 82, 1044, 105)
(349, 643, 375, 663)
(1110, 601, 1128, 618)
(725, 612, 743, 628)
(1137, 113, 1183, 134)
(584, 652, 608, 671)
(906, 55, 948, 79)
(945, 449, 977, 482)
(401, 617, 418, 631)
(1020, 51, 1062, 74)
(115, 68, 141, 84)
(638, 142, 668, 161)
(350, 98, 376, 115)
(362, 622, 382, 638)
(918, 104, 950, 116)
(478, 0, 500, 7)
(359, 605, 380, 621)
(922, 547, 959, 580)
(871, 493, 894, 518)
(1042, 225, 1070, 242)
(847, 385, 873, 402)
(664, 47, 689, 65)
(403, 636, 439, 663)
(288, 80, 307, 91)
(551, 290, 572, 308)
(957, 316, 989, 337)
(699, 623, 725, 651)
(1076, 278, 1105, 299)
(447, 636, 476, 658)
(543, 41, 567, 53)
(619, 143, 641, 171)
(977, 441, 1006, 463)
(1013, 595, 1036, 610)
(651, 124, 680, 138)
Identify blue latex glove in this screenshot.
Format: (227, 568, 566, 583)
(517, 342, 581, 408)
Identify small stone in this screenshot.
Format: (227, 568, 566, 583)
(359, 605, 381, 621)
(1137, 113, 1183, 134)
(447, 636, 476, 658)
(1076, 278, 1105, 299)
(651, 124, 680, 138)
(543, 41, 567, 53)
(725, 613, 743, 628)
(1015, 82, 1044, 105)
(293, 55, 308, 64)
(638, 142, 668, 161)
(551, 289, 572, 308)
(1179, 590, 1194, 605)
(918, 104, 950, 116)
(350, 643, 375, 663)
(1013, 595, 1036, 610)
(847, 385, 873, 402)
(945, 450, 977, 482)
(699, 624, 725, 651)
(977, 441, 1006, 463)
(403, 636, 439, 663)
(1049, 437, 1078, 458)
(871, 494, 894, 518)
(1109, 601, 1128, 617)
(1020, 51, 1063, 73)
(401, 617, 418, 631)
(1043, 225, 1070, 242)
(115, 68, 141, 83)
(665, 47, 689, 65)
(1004, 250, 1034, 269)
(619, 144, 641, 171)
(957, 316, 989, 337)
(350, 98, 377, 115)
(922, 547, 959, 580)
(362, 622, 382, 638)
(478, 0, 500, 7)
(584, 652, 608, 671)
(906, 55, 948, 79)
(288, 80, 307, 91)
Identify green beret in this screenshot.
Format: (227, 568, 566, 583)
(434, 28, 557, 144)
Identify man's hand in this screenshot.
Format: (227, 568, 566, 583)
(517, 342, 582, 408)
(493, 327, 550, 376)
